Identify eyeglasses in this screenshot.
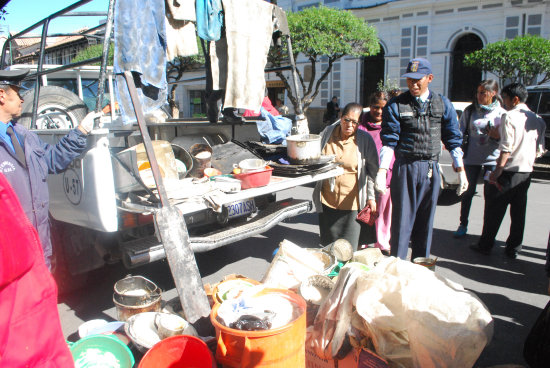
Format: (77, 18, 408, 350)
(341, 117, 358, 125)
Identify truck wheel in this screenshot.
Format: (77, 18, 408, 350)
(50, 218, 89, 294)
(19, 86, 88, 129)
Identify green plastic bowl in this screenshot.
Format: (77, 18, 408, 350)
(69, 334, 135, 368)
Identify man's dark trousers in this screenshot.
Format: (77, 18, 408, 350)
(390, 159, 441, 260)
(478, 171, 531, 254)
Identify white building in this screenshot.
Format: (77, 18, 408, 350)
(277, 0, 550, 113)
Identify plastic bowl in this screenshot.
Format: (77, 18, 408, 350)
(70, 334, 134, 368)
(233, 167, 273, 189)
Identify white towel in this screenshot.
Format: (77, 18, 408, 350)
(211, 0, 274, 111)
(165, 0, 195, 21)
(165, 17, 199, 60)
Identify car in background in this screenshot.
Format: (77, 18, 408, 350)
(525, 84, 550, 149)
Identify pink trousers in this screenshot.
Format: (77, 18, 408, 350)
(374, 188, 392, 251)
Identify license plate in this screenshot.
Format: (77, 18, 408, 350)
(225, 198, 256, 219)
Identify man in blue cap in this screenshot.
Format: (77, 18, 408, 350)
(375, 58, 468, 260)
(0, 68, 101, 268)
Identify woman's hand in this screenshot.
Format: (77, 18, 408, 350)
(488, 126, 500, 140)
(367, 199, 377, 215)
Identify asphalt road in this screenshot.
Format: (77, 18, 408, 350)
(58, 177, 550, 367)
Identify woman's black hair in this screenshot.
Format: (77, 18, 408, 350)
(341, 102, 362, 117)
(474, 79, 503, 107)
(368, 91, 389, 106)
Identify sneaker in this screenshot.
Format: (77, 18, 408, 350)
(453, 225, 467, 238)
(469, 244, 491, 255)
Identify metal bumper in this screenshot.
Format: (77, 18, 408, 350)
(121, 198, 311, 268)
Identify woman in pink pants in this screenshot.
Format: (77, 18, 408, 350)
(358, 91, 396, 255)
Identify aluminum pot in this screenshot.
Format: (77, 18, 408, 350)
(286, 134, 321, 164)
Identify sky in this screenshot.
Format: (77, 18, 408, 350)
(1, 0, 109, 35)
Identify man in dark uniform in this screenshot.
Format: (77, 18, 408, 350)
(0, 69, 100, 268)
(326, 96, 340, 123)
(375, 58, 468, 260)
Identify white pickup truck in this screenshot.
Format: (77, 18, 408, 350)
(8, 64, 341, 289)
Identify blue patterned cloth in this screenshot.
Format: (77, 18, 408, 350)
(114, 0, 168, 124)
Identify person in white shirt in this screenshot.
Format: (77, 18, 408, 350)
(470, 83, 546, 258)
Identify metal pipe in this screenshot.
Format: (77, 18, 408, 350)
(31, 18, 50, 130)
(96, 0, 116, 115)
(123, 71, 169, 207)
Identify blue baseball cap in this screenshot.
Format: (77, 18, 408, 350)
(402, 58, 432, 79)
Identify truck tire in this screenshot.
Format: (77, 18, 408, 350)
(19, 86, 88, 129)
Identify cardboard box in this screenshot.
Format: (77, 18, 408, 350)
(305, 346, 389, 368)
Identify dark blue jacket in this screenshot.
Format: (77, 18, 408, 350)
(381, 90, 463, 158)
(0, 123, 87, 267)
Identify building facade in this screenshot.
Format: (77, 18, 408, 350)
(277, 0, 550, 109)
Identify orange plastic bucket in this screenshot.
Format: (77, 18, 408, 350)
(210, 289, 306, 368)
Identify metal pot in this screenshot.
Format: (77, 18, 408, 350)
(286, 134, 321, 164)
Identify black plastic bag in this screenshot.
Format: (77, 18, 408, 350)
(524, 299, 550, 367)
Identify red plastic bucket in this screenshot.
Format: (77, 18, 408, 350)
(210, 288, 306, 367)
(138, 335, 215, 368)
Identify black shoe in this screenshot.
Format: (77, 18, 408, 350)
(505, 250, 518, 259)
(469, 244, 491, 255)
(381, 249, 391, 256)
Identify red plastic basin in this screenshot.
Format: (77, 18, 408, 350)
(233, 167, 273, 189)
(138, 335, 214, 368)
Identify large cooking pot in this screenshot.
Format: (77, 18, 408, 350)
(286, 134, 321, 164)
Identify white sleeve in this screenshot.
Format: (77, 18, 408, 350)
(379, 146, 394, 170)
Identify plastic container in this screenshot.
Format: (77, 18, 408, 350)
(210, 288, 306, 367)
(69, 334, 134, 368)
(138, 335, 215, 368)
(233, 167, 273, 189)
(113, 140, 178, 192)
(212, 277, 261, 304)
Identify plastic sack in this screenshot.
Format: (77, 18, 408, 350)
(353, 257, 493, 368)
(262, 240, 325, 290)
(309, 266, 368, 360)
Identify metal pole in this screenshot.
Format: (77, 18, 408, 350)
(31, 18, 50, 130)
(123, 71, 212, 335)
(123, 71, 169, 206)
(96, 0, 115, 115)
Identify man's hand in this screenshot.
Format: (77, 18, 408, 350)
(457, 169, 469, 196)
(489, 166, 503, 184)
(78, 111, 103, 134)
(375, 169, 387, 194)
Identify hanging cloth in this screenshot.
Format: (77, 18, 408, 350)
(210, 0, 274, 111)
(196, 0, 223, 42)
(114, 0, 168, 124)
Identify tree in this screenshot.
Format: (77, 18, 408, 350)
(269, 5, 379, 113)
(72, 43, 114, 65)
(166, 49, 204, 118)
(464, 35, 550, 86)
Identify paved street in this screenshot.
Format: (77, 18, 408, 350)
(58, 177, 550, 367)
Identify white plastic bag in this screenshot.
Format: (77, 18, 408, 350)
(353, 257, 493, 368)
